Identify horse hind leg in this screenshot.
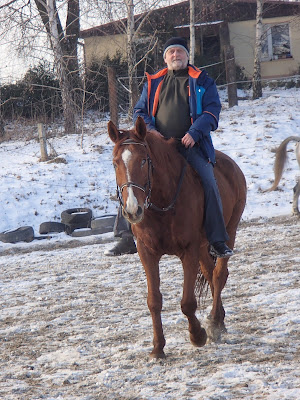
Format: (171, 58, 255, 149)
(199, 248, 229, 342)
(205, 201, 244, 342)
(292, 177, 300, 215)
(205, 256, 229, 342)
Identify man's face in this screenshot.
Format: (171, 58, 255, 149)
(164, 46, 188, 71)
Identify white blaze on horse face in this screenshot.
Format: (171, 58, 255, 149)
(122, 149, 139, 213)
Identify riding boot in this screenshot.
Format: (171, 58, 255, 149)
(104, 234, 137, 256)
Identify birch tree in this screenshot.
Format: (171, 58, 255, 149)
(125, 0, 139, 117)
(189, 0, 195, 65)
(34, 0, 80, 133)
(43, 0, 76, 133)
(253, 0, 264, 100)
(0, 0, 80, 133)
(104, 0, 161, 118)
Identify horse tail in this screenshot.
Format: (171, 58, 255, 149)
(195, 270, 209, 308)
(264, 136, 300, 192)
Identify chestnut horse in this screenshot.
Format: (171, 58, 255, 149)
(108, 117, 247, 358)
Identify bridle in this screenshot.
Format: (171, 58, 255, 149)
(116, 138, 187, 213)
(116, 139, 153, 209)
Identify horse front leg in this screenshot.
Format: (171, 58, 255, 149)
(181, 254, 207, 347)
(137, 243, 165, 359)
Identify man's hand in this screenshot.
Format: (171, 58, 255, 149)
(182, 133, 195, 148)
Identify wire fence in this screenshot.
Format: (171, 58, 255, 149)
(1, 55, 300, 134)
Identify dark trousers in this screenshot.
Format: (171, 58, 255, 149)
(178, 145, 229, 244)
(113, 206, 132, 238)
(114, 145, 228, 244)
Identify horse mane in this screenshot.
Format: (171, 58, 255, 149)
(112, 126, 198, 192)
(145, 133, 183, 168)
(145, 133, 192, 190)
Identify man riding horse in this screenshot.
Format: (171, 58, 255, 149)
(106, 37, 233, 259)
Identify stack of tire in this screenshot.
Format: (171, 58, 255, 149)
(40, 208, 116, 237)
(0, 208, 116, 243)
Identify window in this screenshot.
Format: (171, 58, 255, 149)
(261, 23, 292, 61)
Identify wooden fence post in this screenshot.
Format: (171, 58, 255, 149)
(224, 45, 238, 108)
(107, 66, 119, 128)
(220, 22, 238, 108)
(38, 123, 48, 161)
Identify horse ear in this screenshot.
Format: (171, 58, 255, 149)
(135, 116, 147, 140)
(108, 121, 120, 143)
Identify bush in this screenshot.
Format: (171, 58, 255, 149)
(0, 63, 61, 121)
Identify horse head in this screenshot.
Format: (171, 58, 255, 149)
(108, 117, 151, 224)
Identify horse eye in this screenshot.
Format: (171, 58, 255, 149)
(113, 163, 117, 169)
(141, 159, 147, 168)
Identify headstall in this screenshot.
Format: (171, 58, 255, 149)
(116, 138, 187, 212)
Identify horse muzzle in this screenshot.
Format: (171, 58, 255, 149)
(122, 204, 144, 224)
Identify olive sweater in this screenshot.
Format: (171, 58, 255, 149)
(155, 68, 191, 139)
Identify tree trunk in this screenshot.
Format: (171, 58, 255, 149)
(253, 0, 263, 100)
(46, 0, 76, 134)
(126, 0, 138, 120)
(35, 0, 79, 134)
(65, 0, 81, 101)
(225, 46, 238, 108)
(189, 0, 195, 65)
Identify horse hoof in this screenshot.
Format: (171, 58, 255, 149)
(206, 321, 226, 343)
(149, 349, 166, 359)
(190, 327, 207, 347)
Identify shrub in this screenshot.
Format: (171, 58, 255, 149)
(0, 63, 61, 121)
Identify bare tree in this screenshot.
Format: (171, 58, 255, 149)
(253, 0, 264, 100)
(43, 0, 76, 133)
(101, 0, 162, 119)
(0, 0, 80, 134)
(189, 0, 195, 65)
(34, 0, 80, 133)
(125, 0, 139, 117)
(124, 0, 162, 118)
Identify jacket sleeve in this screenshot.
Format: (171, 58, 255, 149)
(133, 82, 156, 130)
(187, 80, 221, 143)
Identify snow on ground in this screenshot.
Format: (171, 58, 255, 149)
(0, 87, 299, 399)
(0, 216, 299, 399)
(0, 86, 299, 237)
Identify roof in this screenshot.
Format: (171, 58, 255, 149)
(80, 0, 300, 38)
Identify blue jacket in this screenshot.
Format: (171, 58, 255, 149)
(133, 64, 221, 163)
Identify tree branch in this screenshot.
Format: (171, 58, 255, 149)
(0, 0, 20, 10)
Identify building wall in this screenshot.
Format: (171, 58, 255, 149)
(229, 15, 300, 79)
(84, 34, 127, 66)
(83, 14, 300, 79)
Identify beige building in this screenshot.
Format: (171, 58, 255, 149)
(83, 34, 127, 66)
(80, 0, 300, 79)
(230, 15, 300, 78)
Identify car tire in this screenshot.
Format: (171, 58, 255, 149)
(0, 226, 34, 243)
(39, 221, 67, 234)
(70, 228, 106, 237)
(61, 208, 92, 233)
(90, 214, 116, 234)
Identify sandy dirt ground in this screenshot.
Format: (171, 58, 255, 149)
(0, 215, 299, 400)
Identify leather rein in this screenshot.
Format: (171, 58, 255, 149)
(116, 138, 187, 213)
